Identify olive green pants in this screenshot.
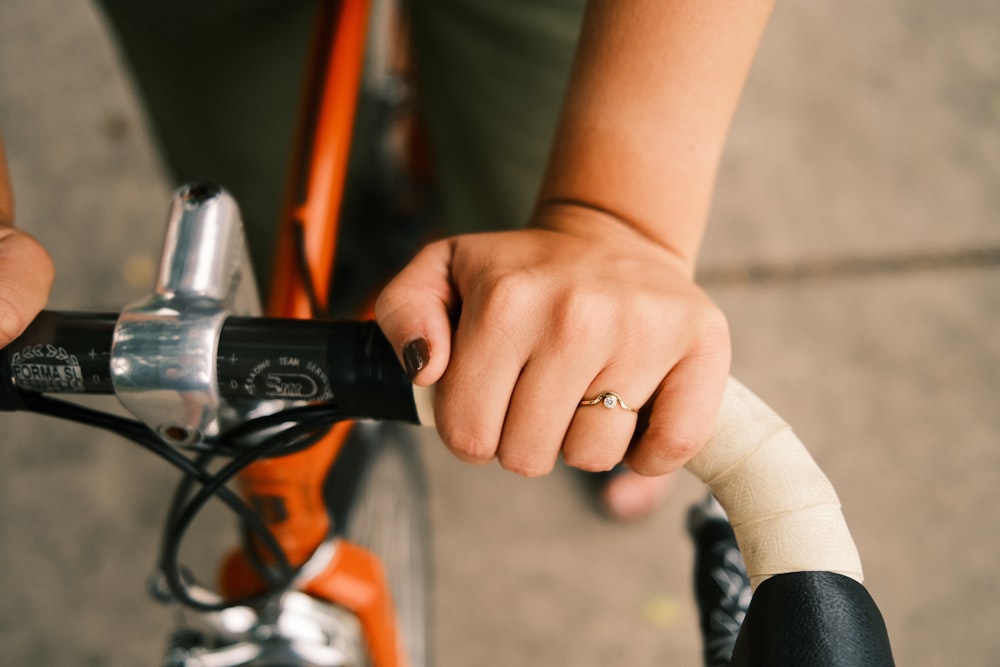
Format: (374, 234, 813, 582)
(97, 0, 586, 289)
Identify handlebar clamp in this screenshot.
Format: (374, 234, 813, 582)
(111, 183, 261, 445)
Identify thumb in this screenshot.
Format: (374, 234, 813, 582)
(374, 239, 457, 386)
(0, 227, 54, 347)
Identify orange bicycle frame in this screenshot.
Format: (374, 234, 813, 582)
(221, 1, 405, 664)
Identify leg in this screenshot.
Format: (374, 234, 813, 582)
(95, 0, 318, 286)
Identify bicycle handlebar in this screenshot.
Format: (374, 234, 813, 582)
(3, 310, 860, 590)
(415, 376, 864, 591)
(1, 309, 893, 663)
(690, 377, 862, 589)
(0, 311, 419, 422)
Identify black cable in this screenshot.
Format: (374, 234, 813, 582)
(20, 392, 349, 612)
(225, 415, 342, 588)
(160, 434, 294, 611)
(159, 414, 344, 612)
(211, 403, 341, 443)
(18, 393, 298, 607)
(195, 404, 341, 459)
(161, 452, 289, 591)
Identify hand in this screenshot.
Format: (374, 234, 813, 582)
(0, 137, 54, 347)
(375, 203, 730, 477)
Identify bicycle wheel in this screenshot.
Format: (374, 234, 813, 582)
(325, 421, 431, 667)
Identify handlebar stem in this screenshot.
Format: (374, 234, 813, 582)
(110, 184, 262, 445)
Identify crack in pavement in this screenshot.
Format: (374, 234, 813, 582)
(698, 246, 1000, 288)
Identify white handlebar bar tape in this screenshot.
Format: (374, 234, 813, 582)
(412, 384, 436, 428)
(412, 377, 863, 590)
(686, 378, 863, 590)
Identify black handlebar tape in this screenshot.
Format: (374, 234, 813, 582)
(731, 571, 895, 666)
(688, 501, 750, 667)
(0, 312, 419, 424)
(217, 317, 419, 423)
(0, 311, 118, 409)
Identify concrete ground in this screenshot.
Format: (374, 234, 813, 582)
(1, 1, 997, 665)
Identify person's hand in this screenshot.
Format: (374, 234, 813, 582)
(0, 137, 54, 348)
(376, 203, 730, 477)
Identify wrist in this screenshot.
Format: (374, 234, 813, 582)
(531, 198, 700, 278)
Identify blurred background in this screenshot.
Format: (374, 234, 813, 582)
(1, 0, 998, 665)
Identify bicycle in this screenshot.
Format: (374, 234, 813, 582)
(0, 1, 896, 665)
(0, 186, 897, 665)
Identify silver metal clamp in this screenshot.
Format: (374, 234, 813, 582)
(111, 184, 261, 445)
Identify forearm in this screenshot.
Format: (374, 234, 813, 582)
(537, 0, 774, 272)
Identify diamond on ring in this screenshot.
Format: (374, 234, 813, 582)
(579, 391, 638, 413)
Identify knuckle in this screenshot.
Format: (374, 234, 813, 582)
(663, 433, 703, 462)
(632, 428, 705, 473)
(497, 454, 552, 478)
(696, 303, 731, 348)
(440, 426, 496, 464)
(562, 439, 623, 473)
(549, 289, 603, 343)
(563, 452, 618, 474)
(627, 454, 677, 477)
(0, 297, 29, 346)
(374, 282, 423, 320)
(479, 271, 534, 316)
(371, 286, 398, 320)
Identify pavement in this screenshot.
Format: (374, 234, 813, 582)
(0, 1, 997, 665)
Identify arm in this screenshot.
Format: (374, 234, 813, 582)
(0, 133, 55, 347)
(539, 0, 774, 269)
(377, 0, 773, 476)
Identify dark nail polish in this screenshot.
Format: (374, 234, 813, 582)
(403, 338, 429, 380)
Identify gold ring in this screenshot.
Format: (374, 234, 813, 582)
(579, 391, 638, 413)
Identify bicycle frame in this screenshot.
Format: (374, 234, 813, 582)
(0, 1, 899, 663)
(225, 1, 406, 664)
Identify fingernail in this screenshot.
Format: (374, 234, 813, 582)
(403, 338, 429, 380)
